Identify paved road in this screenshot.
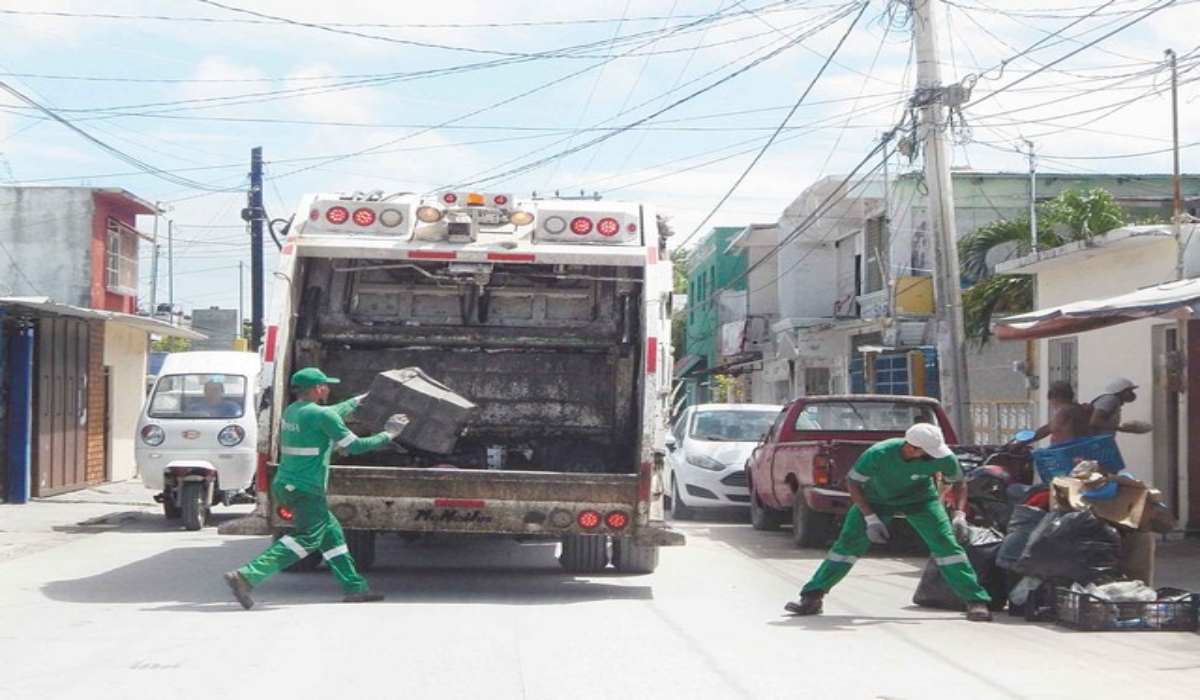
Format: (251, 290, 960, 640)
(2, 491, 1199, 700)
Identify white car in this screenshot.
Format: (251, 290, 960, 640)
(665, 403, 783, 519)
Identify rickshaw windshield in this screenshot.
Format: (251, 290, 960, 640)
(148, 374, 247, 419)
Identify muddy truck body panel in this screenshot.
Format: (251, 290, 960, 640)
(251, 191, 681, 572)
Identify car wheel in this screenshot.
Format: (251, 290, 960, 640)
(792, 496, 834, 548)
(750, 490, 787, 532)
(670, 480, 694, 521)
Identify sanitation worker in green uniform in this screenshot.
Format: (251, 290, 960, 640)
(784, 423, 994, 622)
(224, 367, 408, 610)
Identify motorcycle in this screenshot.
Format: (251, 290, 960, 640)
(951, 429, 1042, 533)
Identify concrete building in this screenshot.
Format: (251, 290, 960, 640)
(1, 187, 199, 501)
(995, 223, 1200, 531)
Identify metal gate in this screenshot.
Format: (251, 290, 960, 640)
(33, 317, 91, 496)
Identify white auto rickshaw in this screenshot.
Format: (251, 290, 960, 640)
(136, 350, 262, 530)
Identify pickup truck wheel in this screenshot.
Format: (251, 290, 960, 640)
(670, 480, 694, 521)
(792, 497, 834, 549)
(612, 539, 659, 574)
(750, 492, 787, 531)
(345, 530, 376, 571)
(559, 534, 610, 573)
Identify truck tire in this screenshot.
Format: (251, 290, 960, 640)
(670, 480, 694, 521)
(559, 534, 609, 573)
(612, 538, 659, 574)
(180, 481, 210, 531)
(345, 530, 376, 571)
(792, 497, 834, 549)
(750, 491, 787, 532)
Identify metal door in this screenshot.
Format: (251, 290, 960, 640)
(33, 317, 91, 496)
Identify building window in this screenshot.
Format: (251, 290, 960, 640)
(1047, 337, 1078, 390)
(106, 217, 138, 296)
(863, 215, 887, 294)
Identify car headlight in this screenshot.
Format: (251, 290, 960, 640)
(218, 425, 245, 447)
(140, 424, 165, 447)
(685, 452, 726, 471)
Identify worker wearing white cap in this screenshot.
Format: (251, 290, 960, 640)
(1090, 376, 1149, 436)
(784, 423, 994, 622)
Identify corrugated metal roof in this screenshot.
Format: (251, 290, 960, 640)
(0, 296, 205, 339)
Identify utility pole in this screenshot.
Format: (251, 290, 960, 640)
(1024, 139, 1038, 252)
(243, 147, 265, 351)
(912, 0, 971, 435)
(1166, 49, 1182, 279)
(167, 219, 175, 321)
(149, 205, 160, 315)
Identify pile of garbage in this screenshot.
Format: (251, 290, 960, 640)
(914, 460, 1195, 631)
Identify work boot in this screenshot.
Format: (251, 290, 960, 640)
(965, 601, 993, 622)
(343, 590, 385, 603)
(223, 570, 254, 610)
(784, 593, 824, 616)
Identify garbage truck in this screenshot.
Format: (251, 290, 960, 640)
(252, 190, 682, 573)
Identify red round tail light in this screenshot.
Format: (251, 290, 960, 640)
(570, 217, 594, 235)
(352, 208, 376, 226)
(277, 507, 294, 521)
(493, 195, 509, 206)
(325, 206, 350, 225)
(604, 511, 629, 529)
(596, 217, 620, 237)
(442, 193, 458, 204)
(577, 510, 601, 529)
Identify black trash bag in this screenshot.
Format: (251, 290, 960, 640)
(1013, 510, 1121, 584)
(996, 505, 1048, 571)
(913, 525, 1007, 611)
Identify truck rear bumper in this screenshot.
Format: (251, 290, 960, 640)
(807, 487, 852, 514)
(265, 465, 685, 546)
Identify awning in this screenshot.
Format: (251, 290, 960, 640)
(0, 296, 205, 340)
(994, 278, 1200, 341)
(673, 354, 705, 379)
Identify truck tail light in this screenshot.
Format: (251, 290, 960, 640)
(813, 454, 831, 486)
(352, 208, 376, 226)
(577, 510, 601, 529)
(277, 506, 294, 521)
(326, 206, 350, 225)
(605, 511, 629, 530)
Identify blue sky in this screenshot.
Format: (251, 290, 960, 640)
(1, 0, 1196, 317)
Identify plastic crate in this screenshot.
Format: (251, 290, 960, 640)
(1053, 587, 1199, 631)
(1032, 434, 1125, 483)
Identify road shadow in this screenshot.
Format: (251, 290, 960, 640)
(41, 530, 653, 611)
(53, 507, 256, 535)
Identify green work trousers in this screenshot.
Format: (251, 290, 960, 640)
(237, 482, 370, 595)
(801, 499, 990, 603)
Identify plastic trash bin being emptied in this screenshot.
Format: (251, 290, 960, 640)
(355, 367, 477, 454)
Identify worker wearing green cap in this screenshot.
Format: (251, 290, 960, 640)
(224, 366, 409, 609)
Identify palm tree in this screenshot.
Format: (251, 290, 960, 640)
(959, 189, 1126, 345)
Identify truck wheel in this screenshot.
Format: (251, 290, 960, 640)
(345, 530, 376, 571)
(612, 538, 659, 574)
(559, 534, 609, 573)
(180, 481, 209, 531)
(792, 497, 834, 549)
(275, 529, 322, 572)
(670, 480, 694, 521)
(750, 491, 787, 532)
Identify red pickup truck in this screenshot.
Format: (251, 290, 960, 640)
(745, 394, 960, 548)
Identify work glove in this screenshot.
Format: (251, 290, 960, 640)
(951, 509, 970, 543)
(352, 393, 369, 404)
(864, 513, 890, 545)
(382, 413, 410, 439)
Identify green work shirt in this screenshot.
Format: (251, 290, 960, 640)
(275, 398, 392, 492)
(845, 437, 962, 507)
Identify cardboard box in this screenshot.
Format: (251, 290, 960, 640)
(1050, 475, 1173, 532)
